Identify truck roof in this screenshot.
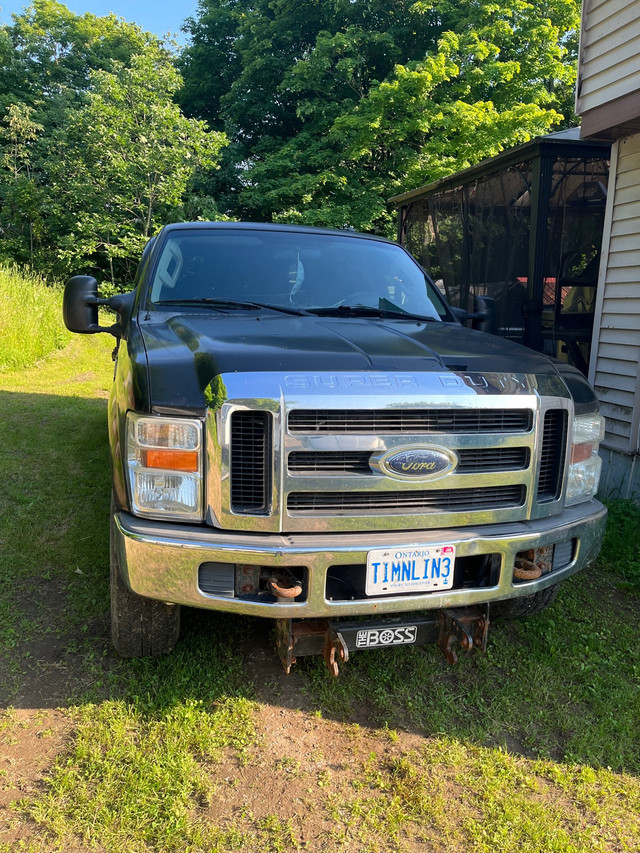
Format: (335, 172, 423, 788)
(160, 221, 395, 244)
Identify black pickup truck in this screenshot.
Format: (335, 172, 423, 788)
(63, 222, 607, 674)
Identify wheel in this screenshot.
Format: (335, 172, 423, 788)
(110, 502, 180, 657)
(492, 584, 560, 619)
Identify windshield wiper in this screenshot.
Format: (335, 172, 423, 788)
(307, 304, 439, 322)
(155, 298, 311, 317)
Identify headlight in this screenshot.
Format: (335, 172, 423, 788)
(126, 414, 203, 520)
(565, 413, 604, 506)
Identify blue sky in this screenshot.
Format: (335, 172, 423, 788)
(0, 0, 199, 42)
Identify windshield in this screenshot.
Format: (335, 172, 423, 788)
(148, 229, 449, 320)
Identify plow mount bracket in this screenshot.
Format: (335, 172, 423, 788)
(275, 605, 490, 676)
(436, 607, 489, 665)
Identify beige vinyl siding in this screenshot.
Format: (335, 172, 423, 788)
(577, 0, 640, 114)
(589, 135, 640, 453)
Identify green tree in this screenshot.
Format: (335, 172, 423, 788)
(0, 103, 44, 264)
(0, 1, 161, 272)
(178, 0, 442, 215)
(0, 2, 227, 279)
(181, 0, 581, 231)
(48, 44, 227, 283)
(0, 0, 154, 121)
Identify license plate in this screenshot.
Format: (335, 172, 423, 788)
(365, 545, 456, 596)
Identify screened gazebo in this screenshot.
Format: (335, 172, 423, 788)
(390, 129, 611, 376)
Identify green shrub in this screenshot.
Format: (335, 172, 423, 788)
(0, 265, 71, 369)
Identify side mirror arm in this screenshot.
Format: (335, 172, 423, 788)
(85, 292, 135, 337)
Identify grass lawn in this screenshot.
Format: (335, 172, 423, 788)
(0, 331, 638, 852)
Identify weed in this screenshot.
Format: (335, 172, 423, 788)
(276, 757, 302, 776)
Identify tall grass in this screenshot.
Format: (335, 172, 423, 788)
(0, 265, 71, 369)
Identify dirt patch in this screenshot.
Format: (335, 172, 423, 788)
(71, 372, 98, 383)
(0, 575, 110, 846)
(205, 701, 426, 845)
(0, 576, 111, 709)
(0, 709, 69, 809)
(0, 708, 72, 847)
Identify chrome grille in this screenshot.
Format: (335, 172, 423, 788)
(288, 485, 526, 514)
(208, 371, 565, 534)
(288, 409, 533, 434)
(457, 447, 530, 472)
(288, 451, 372, 474)
(230, 411, 271, 513)
(288, 447, 530, 475)
(537, 409, 568, 502)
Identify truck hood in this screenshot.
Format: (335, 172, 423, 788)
(139, 311, 559, 411)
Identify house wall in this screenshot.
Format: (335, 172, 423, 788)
(577, 0, 640, 115)
(589, 133, 640, 499)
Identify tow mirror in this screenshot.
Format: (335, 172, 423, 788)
(450, 296, 499, 335)
(63, 276, 135, 337)
(63, 275, 100, 334)
(473, 296, 499, 335)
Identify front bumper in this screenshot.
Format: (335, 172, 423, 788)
(113, 500, 606, 619)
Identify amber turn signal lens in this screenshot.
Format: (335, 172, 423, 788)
(570, 443, 594, 465)
(142, 449, 199, 472)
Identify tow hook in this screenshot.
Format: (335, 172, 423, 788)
(514, 546, 553, 581)
(324, 626, 349, 677)
(267, 574, 303, 602)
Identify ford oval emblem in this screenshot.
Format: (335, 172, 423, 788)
(382, 448, 456, 479)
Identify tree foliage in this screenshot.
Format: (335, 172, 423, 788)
(0, 0, 582, 277)
(48, 47, 226, 284)
(180, 0, 581, 233)
(0, 1, 226, 280)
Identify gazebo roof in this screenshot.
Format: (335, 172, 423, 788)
(388, 128, 611, 207)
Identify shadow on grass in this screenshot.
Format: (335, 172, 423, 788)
(0, 389, 267, 715)
(1, 389, 639, 776)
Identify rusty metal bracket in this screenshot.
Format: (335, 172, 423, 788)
(276, 619, 349, 676)
(437, 606, 489, 665)
(324, 627, 349, 677)
(275, 618, 328, 675)
(277, 607, 489, 674)
(275, 618, 295, 675)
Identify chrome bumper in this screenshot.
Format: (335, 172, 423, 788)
(113, 501, 607, 619)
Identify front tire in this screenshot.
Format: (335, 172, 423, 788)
(110, 503, 180, 657)
(492, 583, 560, 620)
